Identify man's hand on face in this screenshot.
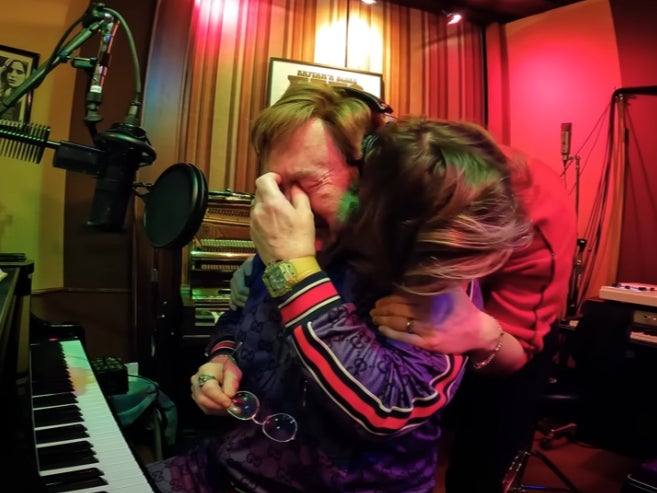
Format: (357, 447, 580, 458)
(250, 172, 316, 264)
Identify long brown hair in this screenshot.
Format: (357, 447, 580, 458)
(338, 118, 533, 295)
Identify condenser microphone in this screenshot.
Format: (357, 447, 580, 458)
(561, 122, 572, 165)
(87, 122, 156, 232)
(85, 13, 119, 124)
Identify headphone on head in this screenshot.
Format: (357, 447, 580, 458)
(334, 87, 393, 221)
(338, 86, 394, 115)
(336, 86, 393, 169)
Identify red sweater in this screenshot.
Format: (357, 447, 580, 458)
(482, 147, 577, 358)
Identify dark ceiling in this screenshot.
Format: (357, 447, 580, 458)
(385, 0, 584, 25)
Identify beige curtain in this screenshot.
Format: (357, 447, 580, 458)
(178, 0, 485, 194)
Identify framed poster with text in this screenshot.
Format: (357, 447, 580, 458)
(267, 57, 384, 106)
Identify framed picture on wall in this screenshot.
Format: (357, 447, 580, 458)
(267, 57, 384, 107)
(0, 44, 39, 122)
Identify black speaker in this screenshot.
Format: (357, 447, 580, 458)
(572, 298, 657, 458)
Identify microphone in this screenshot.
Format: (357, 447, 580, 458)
(0, 119, 156, 232)
(85, 13, 119, 125)
(87, 122, 156, 232)
(561, 122, 572, 165)
(1, 3, 159, 235)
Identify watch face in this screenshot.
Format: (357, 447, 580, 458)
(264, 261, 297, 297)
(269, 267, 289, 291)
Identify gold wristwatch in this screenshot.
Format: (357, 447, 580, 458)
(262, 256, 321, 298)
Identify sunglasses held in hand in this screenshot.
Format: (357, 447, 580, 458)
(228, 390, 297, 442)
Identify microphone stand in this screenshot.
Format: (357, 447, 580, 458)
(0, 7, 109, 119)
(0, 5, 115, 177)
(0, 2, 156, 230)
(563, 153, 587, 318)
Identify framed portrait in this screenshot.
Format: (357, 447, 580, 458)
(267, 57, 384, 107)
(0, 44, 39, 122)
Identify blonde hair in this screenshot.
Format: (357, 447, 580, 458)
(250, 82, 377, 166)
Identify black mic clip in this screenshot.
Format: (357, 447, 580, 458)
(82, 2, 108, 28)
(93, 122, 157, 168)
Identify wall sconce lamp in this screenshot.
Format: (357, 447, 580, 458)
(446, 12, 463, 25)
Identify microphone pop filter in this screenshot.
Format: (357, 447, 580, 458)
(143, 162, 208, 249)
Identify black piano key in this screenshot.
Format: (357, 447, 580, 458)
(32, 377, 74, 396)
(35, 423, 89, 444)
(31, 343, 69, 379)
(41, 467, 107, 493)
(38, 447, 98, 471)
(38, 440, 93, 457)
(38, 441, 97, 471)
(34, 404, 82, 427)
(33, 392, 78, 409)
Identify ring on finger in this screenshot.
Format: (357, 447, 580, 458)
(405, 319, 415, 334)
(198, 374, 216, 387)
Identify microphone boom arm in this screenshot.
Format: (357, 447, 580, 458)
(0, 3, 156, 232)
(0, 16, 108, 116)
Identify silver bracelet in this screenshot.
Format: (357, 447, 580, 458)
(470, 329, 504, 370)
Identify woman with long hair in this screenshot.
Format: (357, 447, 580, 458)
(0, 58, 28, 121)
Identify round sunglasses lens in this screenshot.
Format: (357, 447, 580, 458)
(228, 391, 259, 420)
(262, 413, 297, 442)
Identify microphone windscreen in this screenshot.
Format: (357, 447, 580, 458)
(0, 120, 50, 163)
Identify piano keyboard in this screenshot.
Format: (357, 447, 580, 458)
(629, 326, 657, 347)
(599, 283, 657, 308)
(31, 339, 156, 492)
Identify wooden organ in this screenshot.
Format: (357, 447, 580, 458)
(181, 190, 255, 339)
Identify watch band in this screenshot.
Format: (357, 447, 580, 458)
(263, 256, 321, 298)
(286, 256, 321, 281)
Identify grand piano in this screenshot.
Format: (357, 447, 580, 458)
(0, 257, 156, 492)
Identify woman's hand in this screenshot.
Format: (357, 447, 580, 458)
(370, 289, 495, 354)
(229, 257, 253, 309)
(191, 355, 242, 415)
